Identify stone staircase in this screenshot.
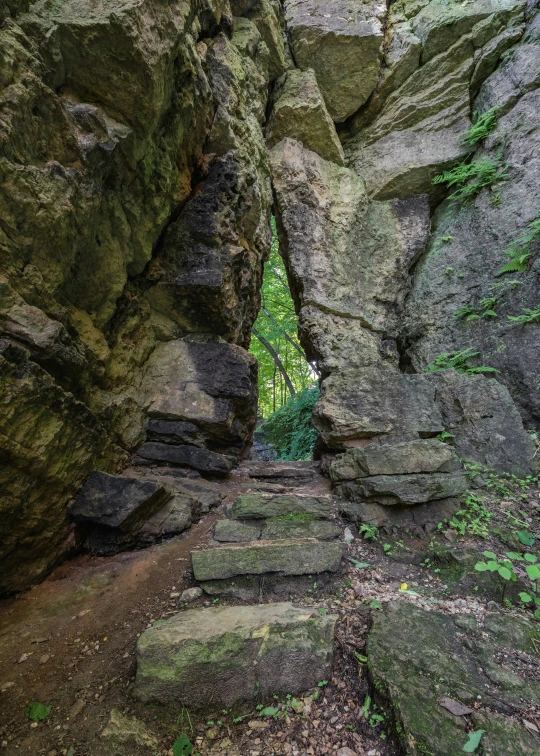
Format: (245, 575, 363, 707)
(190, 462, 345, 602)
(133, 460, 345, 709)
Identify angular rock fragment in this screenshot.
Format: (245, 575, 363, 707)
(336, 472, 466, 506)
(339, 498, 460, 533)
(328, 439, 455, 481)
(285, 0, 385, 121)
(138, 494, 194, 543)
(134, 602, 336, 707)
(230, 493, 332, 519)
(191, 539, 342, 581)
(70, 472, 169, 531)
(266, 69, 345, 164)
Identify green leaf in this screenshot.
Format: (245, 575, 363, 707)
(483, 551, 497, 559)
(173, 735, 193, 756)
(517, 531, 535, 546)
(369, 600, 382, 610)
(362, 695, 371, 718)
(474, 562, 489, 572)
(354, 651, 368, 663)
(348, 558, 372, 569)
(524, 553, 538, 563)
(259, 707, 278, 717)
(463, 730, 485, 753)
(486, 561, 499, 572)
(519, 592, 533, 603)
(534, 609, 540, 621)
(525, 564, 540, 580)
(498, 566, 512, 580)
(24, 702, 51, 722)
(505, 552, 523, 561)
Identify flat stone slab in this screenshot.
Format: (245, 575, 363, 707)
(135, 442, 233, 476)
(70, 471, 169, 531)
(261, 519, 341, 541)
(191, 539, 343, 581)
(230, 493, 332, 520)
(200, 572, 334, 601)
(328, 439, 455, 481)
(214, 519, 262, 542)
(337, 472, 466, 506)
(368, 601, 540, 755)
(134, 602, 336, 708)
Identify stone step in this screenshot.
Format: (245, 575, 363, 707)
(335, 472, 466, 506)
(134, 602, 336, 708)
(191, 539, 343, 582)
(238, 461, 325, 489)
(230, 493, 333, 520)
(213, 518, 341, 543)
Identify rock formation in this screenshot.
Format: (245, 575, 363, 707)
(2, 0, 540, 593)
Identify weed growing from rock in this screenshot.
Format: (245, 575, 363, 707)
(507, 304, 540, 324)
(433, 155, 508, 204)
(426, 347, 498, 374)
(460, 107, 499, 146)
(498, 212, 540, 273)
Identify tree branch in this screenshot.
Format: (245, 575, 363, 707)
(252, 327, 296, 398)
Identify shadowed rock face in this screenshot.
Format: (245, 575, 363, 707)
(2, 0, 540, 591)
(0, 0, 276, 592)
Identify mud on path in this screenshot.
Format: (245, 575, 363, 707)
(0, 480, 233, 756)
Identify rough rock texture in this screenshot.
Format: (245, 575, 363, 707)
(285, 0, 386, 122)
(339, 497, 461, 534)
(191, 538, 343, 581)
(134, 602, 336, 708)
(328, 440, 455, 481)
(402, 82, 540, 430)
(0, 0, 275, 590)
(342, 0, 527, 201)
(335, 472, 467, 507)
(230, 492, 332, 519)
(368, 601, 540, 755)
(266, 69, 345, 164)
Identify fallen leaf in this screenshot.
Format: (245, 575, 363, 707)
(523, 719, 539, 734)
(439, 697, 473, 717)
(463, 729, 485, 752)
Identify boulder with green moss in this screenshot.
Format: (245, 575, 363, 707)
(230, 493, 333, 520)
(368, 601, 540, 755)
(134, 602, 336, 707)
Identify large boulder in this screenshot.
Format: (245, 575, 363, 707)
(134, 602, 336, 708)
(284, 0, 385, 122)
(368, 601, 540, 755)
(266, 70, 344, 164)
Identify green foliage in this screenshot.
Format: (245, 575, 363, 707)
(173, 735, 193, 755)
(262, 386, 319, 460)
(358, 523, 379, 541)
(432, 155, 508, 204)
(274, 512, 314, 522)
(437, 431, 455, 442)
(475, 549, 540, 618)
(507, 304, 540, 324)
(449, 492, 491, 538)
(24, 702, 51, 722)
(426, 348, 498, 375)
(454, 297, 498, 322)
(461, 108, 499, 146)
(250, 218, 316, 417)
(498, 212, 540, 274)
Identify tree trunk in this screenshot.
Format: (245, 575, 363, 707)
(252, 328, 296, 398)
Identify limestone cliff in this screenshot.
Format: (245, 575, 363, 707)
(2, 0, 540, 593)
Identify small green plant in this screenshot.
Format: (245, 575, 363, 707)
(498, 212, 540, 274)
(454, 297, 498, 322)
(463, 729, 485, 753)
(460, 108, 499, 146)
(475, 550, 540, 617)
(444, 266, 454, 275)
(359, 523, 379, 541)
(507, 305, 540, 324)
(437, 431, 455, 442)
(433, 155, 508, 204)
(449, 492, 491, 538)
(173, 707, 195, 755)
(24, 702, 51, 722)
(426, 348, 498, 375)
